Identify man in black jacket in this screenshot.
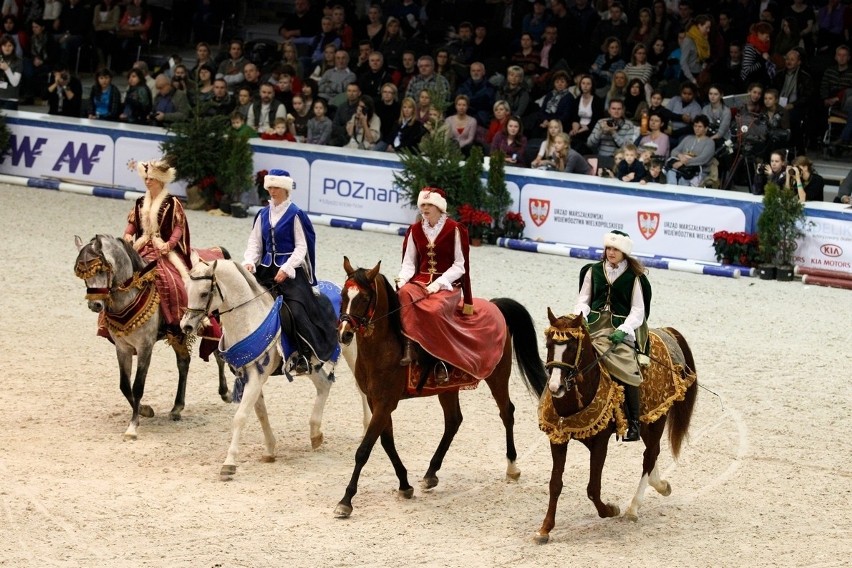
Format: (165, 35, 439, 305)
(47, 66, 82, 117)
(772, 48, 814, 154)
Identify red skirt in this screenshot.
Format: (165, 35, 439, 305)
(398, 282, 506, 379)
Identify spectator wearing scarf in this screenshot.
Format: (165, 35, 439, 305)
(680, 16, 712, 84)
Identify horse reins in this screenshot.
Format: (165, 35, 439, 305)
(340, 274, 426, 335)
(185, 271, 273, 317)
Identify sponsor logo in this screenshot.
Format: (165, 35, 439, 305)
(820, 244, 843, 257)
(53, 142, 106, 175)
(321, 178, 401, 203)
(2, 135, 48, 168)
(638, 211, 660, 240)
(529, 198, 550, 226)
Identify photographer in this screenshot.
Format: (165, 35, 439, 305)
(345, 95, 381, 151)
(170, 64, 196, 106)
(47, 66, 82, 117)
(786, 156, 824, 202)
(751, 150, 789, 195)
(587, 98, 637, 170)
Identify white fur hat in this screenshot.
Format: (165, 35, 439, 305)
(264, 169, 294, 191)
(417, 187, 447, 213)
(136, 159, 176, 184)
(604, 230, 633, 255)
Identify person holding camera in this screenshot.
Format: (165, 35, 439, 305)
(751, 149, 788, 195)
(120, 68, 152, 124)
(586, 98, 637, 170)
(786, 156, 824, 202)
(345, 95, 381, 151)
(47, 66, 82, 117)
(87, 68, 121, 121)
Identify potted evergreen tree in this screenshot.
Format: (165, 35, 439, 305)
(756, 182, 806, 281)
(160, 106, 253, 213)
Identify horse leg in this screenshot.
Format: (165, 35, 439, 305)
(421, 391, 463, 490)
(253, 390, 276, 463)
(334, 405, 398, 518)
(535, 441, 567, 544)
(221, 365, 269, 479)
(625, 418, 667, 521)
(169, 341, 191, 421)
(126, 343, 155, 440)
(215, 350, 232, 402)
(379, 415, 413, 498)
(584, 429, 621, 519)
(306, 367, 333, 449)
(115, 344, 139, 439)
(485, 368, 519, 481)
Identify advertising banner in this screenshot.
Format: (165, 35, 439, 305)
(795, 214, 852, 273)
(519, 183, 748, 261)
(309, 159, 416, 224)
(252, 150, 312, 210)
(1, 125, 114, 186)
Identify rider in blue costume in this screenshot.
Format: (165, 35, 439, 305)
(574, 230, 652, 442)
(243, 169, 337, 373)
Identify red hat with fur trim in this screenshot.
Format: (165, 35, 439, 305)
(417, 187, 447, 213)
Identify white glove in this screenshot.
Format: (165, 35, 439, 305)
(426, 281, 441, 294)
(244, 263, 255, 273)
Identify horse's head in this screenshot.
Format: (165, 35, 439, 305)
(544, 307, 591, 400)
(338, 256, 381, 346)
(181, 259, 220, 334)
(74, 235, 127, 313)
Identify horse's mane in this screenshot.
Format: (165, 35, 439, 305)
(351, 267, 403, 342)
(231, 260, 269, 295)
(115, 237, 147, 273)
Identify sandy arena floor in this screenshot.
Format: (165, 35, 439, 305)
(0, 184, 849, 567)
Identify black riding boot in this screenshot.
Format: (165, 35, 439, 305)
(624, 384, 641, 442)
(400, 339, 414, 366)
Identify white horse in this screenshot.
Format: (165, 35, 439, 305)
(74, 235, 231, 440)
(180, 259, 368, 479)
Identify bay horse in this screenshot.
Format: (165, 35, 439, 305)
(334, 257, 549, 518)
(532, 309, 698, 543)
(74, 235, 231, 440)
(180, 258, 367, 479)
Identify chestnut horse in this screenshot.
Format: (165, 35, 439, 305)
(334, 257, 548, 518)
(533, 310, 698, 543)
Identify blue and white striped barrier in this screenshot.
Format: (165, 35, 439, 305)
(497, 238, 747, 279)
(0, 173, 142, 201)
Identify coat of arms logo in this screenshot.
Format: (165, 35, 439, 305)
(529, 199, 550, 227)
(638, 211, 660, 240)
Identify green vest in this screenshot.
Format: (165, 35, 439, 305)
(580, 262, 652, 354)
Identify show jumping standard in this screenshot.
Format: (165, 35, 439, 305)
(334, 257, 549, 519)
(180, 258, 366, 479)
(73, 235, 231, 440)
(532, 310, 698, 543)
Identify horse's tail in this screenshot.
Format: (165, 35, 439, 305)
(664, 327, 698, 459)
(491, 297, 548, 397)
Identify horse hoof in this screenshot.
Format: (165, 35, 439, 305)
(220, 464, 237, 478)
(659, 481, 672, 496)
(311, 434, 324, 449)
(334, 503, 352, 518)
(260, 455, 276, 463)
(220, 392, 232, 403)
(609, 504, 620, 517)
(123, 432, 137, 441)
(420, 476, 438, 490)
(399, 487, 414, 499)
(625, 512, 638, 522)
(169, 412, 182, 421)
(534, 532, 551, 545)
(506, 471, 521, 482)
(139, 405, 154, 418)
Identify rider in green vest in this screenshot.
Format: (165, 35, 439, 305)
(574, 230, 652, 442)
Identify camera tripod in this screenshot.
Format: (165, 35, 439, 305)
(721, 148, 757, 191)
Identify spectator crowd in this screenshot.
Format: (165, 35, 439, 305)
(1, 0, 850, 198)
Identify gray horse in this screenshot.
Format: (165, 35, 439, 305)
(74, 235, 231, 439)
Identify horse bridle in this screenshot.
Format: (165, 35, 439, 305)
(185, 271, 222, 317)
(339, 275, 377, 336)
(545, 325, 617, 392)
